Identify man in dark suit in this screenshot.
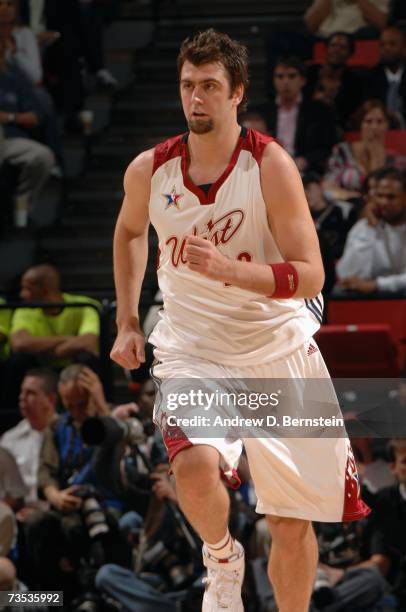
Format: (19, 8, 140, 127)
(368, 26, 406, 127)
(258, 57, 338, 174)
(305, 32, 365, 129)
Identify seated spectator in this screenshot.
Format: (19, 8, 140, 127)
(324, 99, 405, 200)
(0, 0, 42, 85)
(56, 363, 110, 424)
(0, 36, 54, 226)
(22, 364, 126, 597)
(367, 26, 406, 128)
(4, 264, 100, 408)
(0, 447, 27, 511)
(258, 56, 338, 173)
(0, 0, 64, 172)
(336, 167, 406, 294)
(358, 167, 385, 219)
(305, 32, 365, 128)
(361, 438, 406, 609)
(0, 368, 57, 505)
(304, 0, 389, 39)
(303, 171, 348, 293)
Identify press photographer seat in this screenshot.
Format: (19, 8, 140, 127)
(315, 324, 400, 377)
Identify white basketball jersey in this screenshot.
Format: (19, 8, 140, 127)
(148, 127, 323, 366)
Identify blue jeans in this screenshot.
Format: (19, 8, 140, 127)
(322, 567, 388, 612)
(95, 564, 181, 612)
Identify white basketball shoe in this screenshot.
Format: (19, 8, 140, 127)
(202, 539, 245, 611)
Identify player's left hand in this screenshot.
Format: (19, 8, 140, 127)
(184, 235, 232, 281)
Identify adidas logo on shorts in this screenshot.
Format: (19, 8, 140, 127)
(307, 343, 318, 357)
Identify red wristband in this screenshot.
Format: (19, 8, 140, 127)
(269, 263, 298, 298)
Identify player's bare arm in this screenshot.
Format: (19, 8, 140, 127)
(110, 149, 154, 370)
(184, 142, 325, 298)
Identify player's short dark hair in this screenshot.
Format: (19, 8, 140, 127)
(326, 31, 355, 56)
(177, 28, 249, 112)
(274, 56, 307, 78)
(25, 368, 58, 394)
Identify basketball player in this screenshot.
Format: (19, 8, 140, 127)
(111, 29, 370, 612)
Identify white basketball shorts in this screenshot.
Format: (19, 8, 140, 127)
(151, 339, 370, 523)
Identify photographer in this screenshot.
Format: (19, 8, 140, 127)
(312, 438, 406, 611)
(95, 470, 204, 612)
(362, 438, 406, 609)
(21, 364, 128, 601)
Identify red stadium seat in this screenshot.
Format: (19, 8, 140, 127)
(315, 324, 400, 377)
(312, 40, 380, 67)
(327, 299, 406, 368)
(344, 130, 406, 156)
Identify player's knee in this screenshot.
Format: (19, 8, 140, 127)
(266, 515, 313, 547)
(172, 445, 221, 495)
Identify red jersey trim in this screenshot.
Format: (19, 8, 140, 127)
(241, 127, 274, 166)
(341, 446, 371, 522)
(152, 133, 186, 176)
(152, 128, 274, 205)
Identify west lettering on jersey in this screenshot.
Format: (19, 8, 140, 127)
(164, 209, 245, 268)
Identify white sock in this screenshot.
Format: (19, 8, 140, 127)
(205, 529, 234, 560)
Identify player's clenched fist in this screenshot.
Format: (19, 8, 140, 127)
(110, 328, 145, 370)
(185, 235, 232, 281)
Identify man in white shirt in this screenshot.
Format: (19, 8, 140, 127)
(368, 26, 406, 127)
(336, 167, 406, 294)
(0, 368, 57, 504)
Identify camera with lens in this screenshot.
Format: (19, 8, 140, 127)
(73, 485, 110, 541)
(141, 539, 195, 590)
(312, 523, 361, 608)
(80, 415, 149, 495)
(81, 415, 147, 448)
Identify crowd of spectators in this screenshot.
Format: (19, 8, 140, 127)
(251, 15, 406, 299)
(0, 0, 117, 228)
(2, 359, 406, 610)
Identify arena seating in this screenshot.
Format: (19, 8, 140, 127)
(311, 39, 380, 67)
(315, 323, 400, 377)
(327, 299, 406, 369)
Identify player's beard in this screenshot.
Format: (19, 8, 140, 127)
(188, 117, 214, 134)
